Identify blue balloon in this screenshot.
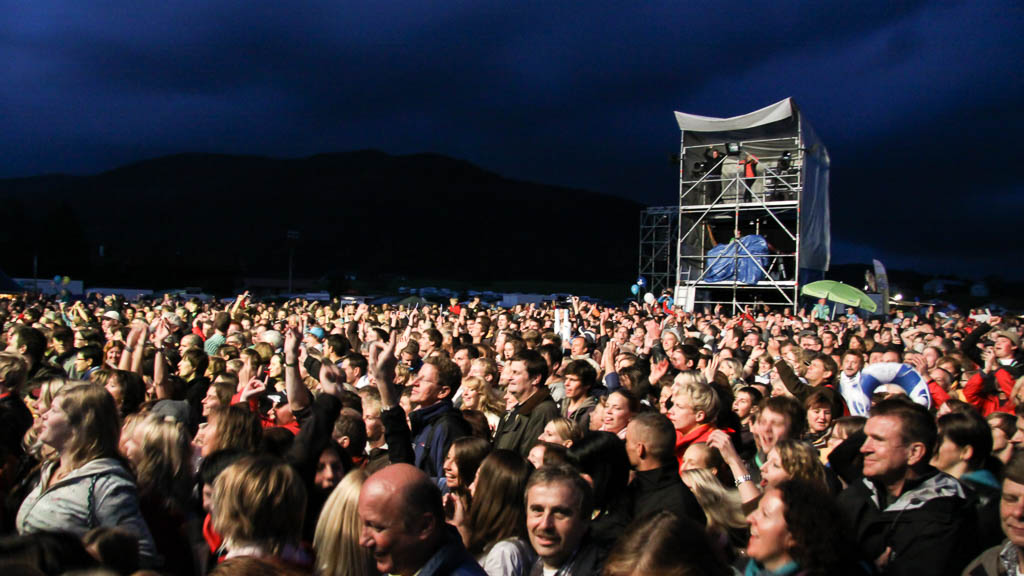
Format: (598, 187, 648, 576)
(53, 275, 61, 283)
(636, 276, 647, 288)
(630, 284, 640, 295)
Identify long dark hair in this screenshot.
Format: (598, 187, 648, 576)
(568, 431, 630, 511)
(466, 450, 532, 555)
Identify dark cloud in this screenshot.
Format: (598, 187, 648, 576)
(1, 0, 1021, 277)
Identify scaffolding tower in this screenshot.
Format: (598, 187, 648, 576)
(638, 207, 678, 297)
(672, 99, 830, 314)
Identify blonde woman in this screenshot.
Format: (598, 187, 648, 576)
(313, 469, 375, 576)
(120, 411, 148, 462)
(131, 414, 193, 509)
(212, 455, 310, 567)
(24, 374, 72, 452)
(460, 375, 504, 432)
(537, 417, 582, 448)
(758, 439, 827, 493)
(30, 374, 72, 418)
(681, 468, 749, 563)
(129, 413, 196, 576)
(718, 357, 746, 389)
(16, 383, 158, 564)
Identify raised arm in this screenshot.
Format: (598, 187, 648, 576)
(374, 333, 400, 410)
(130, 321, 148, 374)
(118, 322, 141, 371)
(283, 328, 311, 412)
(229, 291, 249, 316)
(151, 319, 171, 399)
(375, 332, 414, 465)
(707, 429, 761, 505)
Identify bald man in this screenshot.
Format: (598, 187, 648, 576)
(358, 463, 486, 576)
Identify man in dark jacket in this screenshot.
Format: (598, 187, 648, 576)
(6, 325, 65, 387)
(625, 412, 705, 525)
(494, 350, 559, 458)
(838, 398, 979, 576)
(526, 464, 605, 576)
(379, 354, 470, 481)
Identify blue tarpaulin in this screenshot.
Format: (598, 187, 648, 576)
(703, 235, 769, 284)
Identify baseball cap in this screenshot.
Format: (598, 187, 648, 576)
(992, 330, 1020, 347)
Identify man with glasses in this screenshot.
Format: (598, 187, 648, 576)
(73, 345, 103, 380)
(375, 347, 471, 482)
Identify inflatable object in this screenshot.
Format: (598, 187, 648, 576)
(840, 362, 931, 416)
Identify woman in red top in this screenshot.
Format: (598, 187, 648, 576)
(667, 371, 721, 473)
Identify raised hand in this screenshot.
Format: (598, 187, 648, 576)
(320, 362, 343, 396)
(396, 328, 411, 351)
(649, 357, 670, 385)
(125, 322, 143, 349)
(704, 354, 721, 383)
(906, 354, 927, 375)
(239, 375, 267, 402)
(749, 342, 766, 360)
(603, 340, 619, 372)
(284, 328, 301, 360)
(982, 348, 998, 373)
(372, 332, 401, 409)
(707, 429, 741, 467)
(152, 318, 171, 347)
(376, 333, 399, 379)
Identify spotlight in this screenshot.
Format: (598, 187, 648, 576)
(893, 293, 904, 302)
(726, 142, 741, 155)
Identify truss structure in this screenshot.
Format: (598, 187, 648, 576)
(675, 134, 804, 314)
(638, 206, 678, 297)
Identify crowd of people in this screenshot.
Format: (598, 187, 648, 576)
(0, 290, 1022, 575)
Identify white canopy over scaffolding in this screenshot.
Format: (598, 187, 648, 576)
(669, 97, 831, 312)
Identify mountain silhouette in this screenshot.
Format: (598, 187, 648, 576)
(0, 151, 642, 292)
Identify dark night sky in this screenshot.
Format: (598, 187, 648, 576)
(2, 2, 1022, 277)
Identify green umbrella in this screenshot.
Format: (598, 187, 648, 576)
(801, 280, 878, 313)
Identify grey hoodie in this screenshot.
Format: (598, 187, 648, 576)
(17, 457, 158, 565)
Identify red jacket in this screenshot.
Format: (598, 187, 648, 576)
(231, 393, 301, 435)
(963, 368, 1016, 416)
(928, 380, 951, 409)
(674, 424, 716, 474)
